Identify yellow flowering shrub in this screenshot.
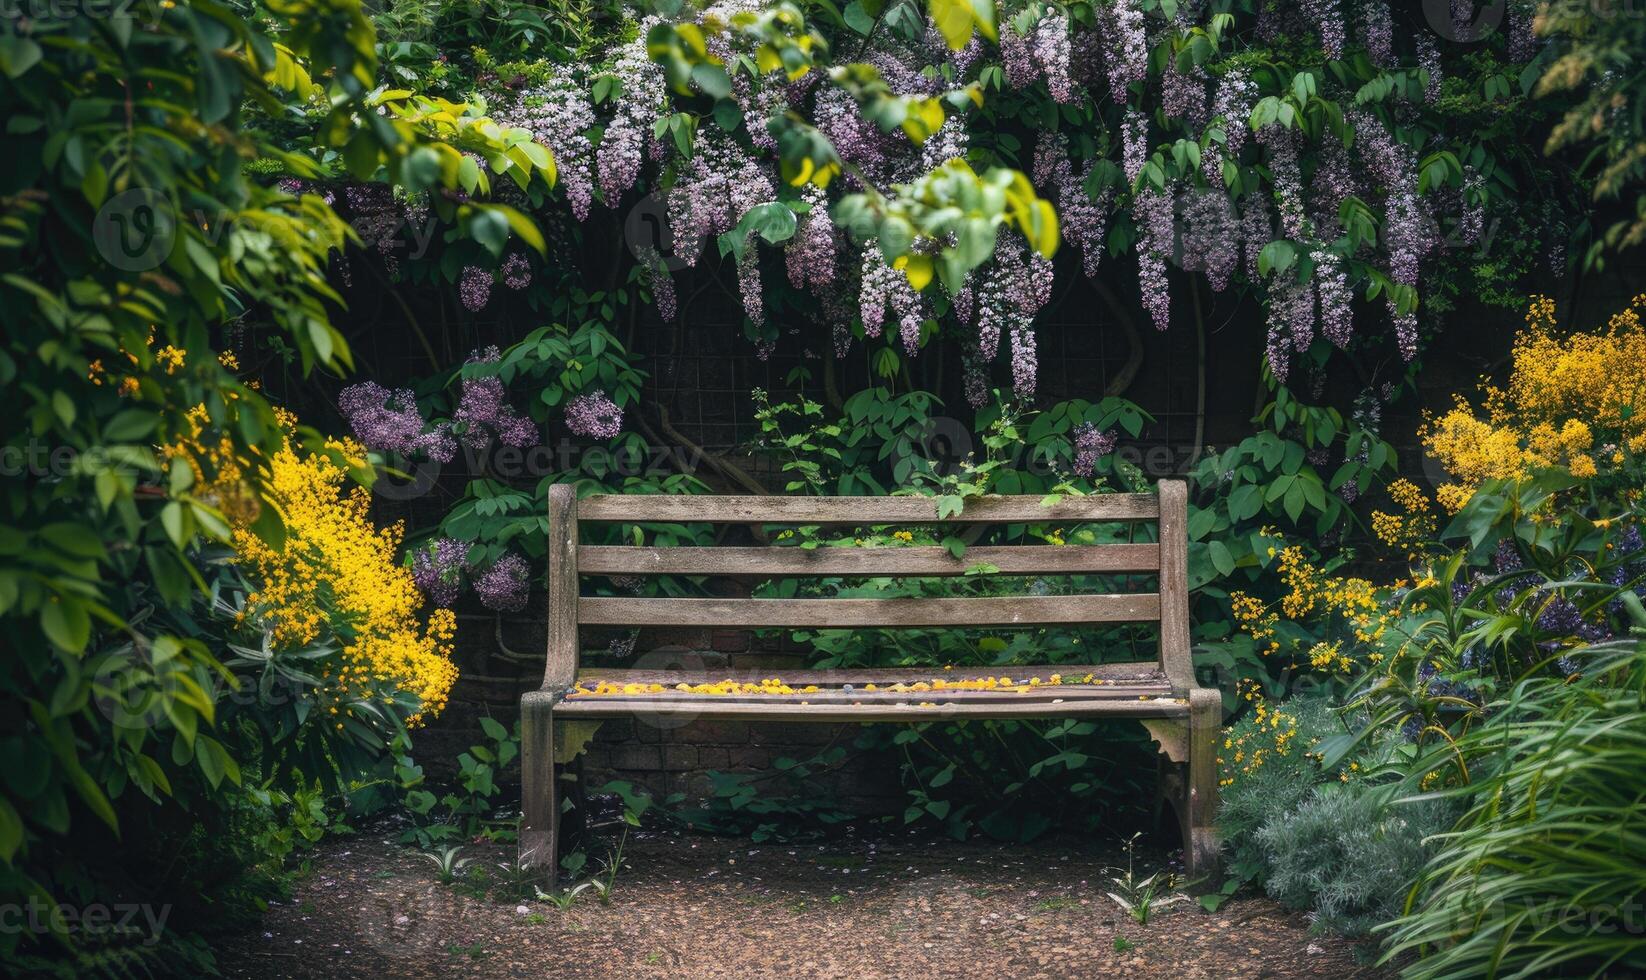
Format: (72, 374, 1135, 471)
(1228, 539, 1410, 676)
(1423, 294, 1646, 510)
(170, 409, 459, 726)
(1370, 478, 1437, 557)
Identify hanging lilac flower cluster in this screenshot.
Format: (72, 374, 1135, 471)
(635, 245, 678, 321)
(1136, 185, 1176, 331)
(1417, 36, 1443, 103)
(859, 241, 924, 353)
(814, 85, 895, 186)
(1034, 9, 1076, 104)
(1162, 61, 1208, 129)
(1508, 0, 1539, 62)
(474, 552, 531, 613)
(342, 183, 406, 276)
(918, 113, 970, 173)
(503, 70, 596, 221)
(1308, 142, 1361, 232)
(501, 252, 531, 291)
(564, 390, 624, 440)
(1177, 189, 1239, 292)
(1264, 275, 1315, 381)
(412, 537, 469, 608)
(1071, 422, 1118, 478)
(786, 182, 837, 290)
(338, 382, 457, 462)
(1241, 200, 1275, 281)
(1096, 0, 1149, 102)
(1301, 0, 1345, 61)
(1202, 66, 1255, 185)
(1359, 0, 1393, 67)
(1313, 249, 1354, 348)
(1034, 132, 1110, 278)
(1258, 124, 1309, 240)
(1122, 108, 1149, 187)
(667, 130, 776, 327)
(453, 347, 539, 449)
(956, 237, 1049, 405)
(596, 24, 666, 203)
(459, 265, 492, 312)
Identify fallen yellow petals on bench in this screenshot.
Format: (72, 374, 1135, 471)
(565, 672, 1107, 698)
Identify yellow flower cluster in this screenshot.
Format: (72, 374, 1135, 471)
(1217, 680, 1304, 787)
(230, 412, 458, 725)
(1370, 479, 1437, 557)
(163, 404, 260, 526)
(567, 672, 1107, 697)
(1423, 294, 1646, 508)
(1230, 542, 1393, 670)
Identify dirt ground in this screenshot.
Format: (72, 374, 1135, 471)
(213, 828, 1389, 979)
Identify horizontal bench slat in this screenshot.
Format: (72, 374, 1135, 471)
(578, 594, 1160, 627)
(578, 543, 1161, 576)
(564, 685, 1172, 706)
(575, 494, 1159, 524)
(575, 663, 1167, 685)
(552, 697, 1189, 722)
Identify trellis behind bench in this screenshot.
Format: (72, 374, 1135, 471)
(519, 481, 1220, 884)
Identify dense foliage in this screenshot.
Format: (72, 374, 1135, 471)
(2, 0, 1643, 974)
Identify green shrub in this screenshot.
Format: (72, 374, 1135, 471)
(1379, 637, 1646, 979)
(1257, 783, 1457, 937)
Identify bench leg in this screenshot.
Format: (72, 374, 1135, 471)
(519, 691, 558, 887)
(1183, 688, 1222, 884)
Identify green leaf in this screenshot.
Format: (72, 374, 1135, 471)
(41, 598, 90, 654)
(0, 36, 42, 79)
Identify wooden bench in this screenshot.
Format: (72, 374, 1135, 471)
(519, 481, 1220, 883)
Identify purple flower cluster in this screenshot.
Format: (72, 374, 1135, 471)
(1122, 109, 1148, 187)
(963, 237, 1050, 405)
(412, 537, 468, 608)
(502, 252, 531, 291)
(1359, 0, 1393, 67)
(786, 184, 837, 290)
(1035, 10, 1075, 104)
(859, 241, 924, 352)
(1259, 125, 1308, 240)
(1241, 201, 1274, 281)
(1136, 185, 1176, 331)
(1302, 0, 1345, 60)
(1034, 132, 1110, 279)
(1162, 61, 1208, 129)
(564, 389, 624, 441)
(597, 26, 666, 203)
(459, 265, 492, 312)
(453, 347, 538, 449)
(1071, 422, 1117, 478)
(1097, 0, 1149, 103)
(1264, 275, 1316, 381)
(503, 70, 596, 221)
(338, 382, 458, 462)
(1178, 189, 1238, 292)
(1313, 249, 1353, 348)
(475, 553, 531, 613)
(1212, 67, 1256, 160)
(636, 245, 678, 321)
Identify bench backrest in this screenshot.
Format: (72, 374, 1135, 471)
(543, 481, 1193, 693)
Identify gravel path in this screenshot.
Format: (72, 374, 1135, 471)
(214, 829, 1388, 979)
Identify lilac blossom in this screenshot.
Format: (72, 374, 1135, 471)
(1136, 185, 1176, 330)
(597, 25, 666, 203)
(502, 70, 596, 221)
(1035, 132, 1111, 278)
(338, 382, 457, 462)
(1359, 1, 1393, 66)
(1071, 423, 1117, 477)
(564, 390, 624, 440)
(453, 347, 539, 448)
(1313, 249, 1353, 348)
(1162, 61, 1208, 129)
(1097, 0, 1149, 103)
(459, 265, 492, 312)
(1122, 109, 1149, 187)
(1178, 189, 1239, 292)
(786, 183, 837, 290)
(502, 252, 531, 290)
(475, 553, 531, 613)
(1302, 0, 1345, 60)
(412, 537, 468, 608)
